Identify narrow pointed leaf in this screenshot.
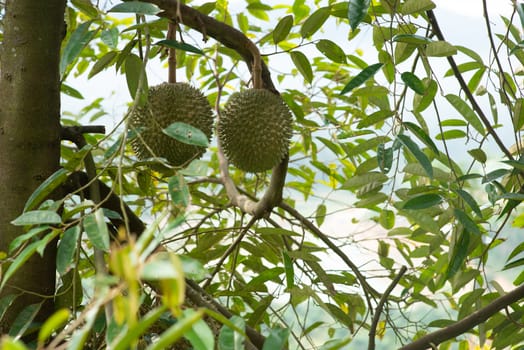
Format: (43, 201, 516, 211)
(60, 21, 96, 77)
(397, 134, 433, 178)
(340, 63, 383, 95)
(290, 51, 313, 83)
(9, 303, 42, 338)
(446, 230, 470, 279)
(38, 309, 71, 347)
(273, 15, 293, 44)
(426, 41, 457, 57)
(163, 122, 209, 147)
(403, 194, 442, 210)
(455, 189, 483, 218)
(83, 209, 110, 252)
(11, 210, 61, 226)
(454, 208, 481, 236)
(402, 0, 435, 14)
(125, 53, 148, 105)
(348, 0, 371, 31)
(168, 174, 190, 208)
(392, 34, 432, 45)
(89, 51, 118, 78)
(262, 327, 290, 350)
(401, 72, 425, 94)
(301, 7, 330, 38)
(445, 94, 485, 135)
(316, 39, 347, 63)
(108, 1, 160, 15)
(218, 316, 246, 350)
(57, 226, 81, 275)
(155, 40, 204, 55)
(403, 122, 438, 154)
(24, 168, 69, 212)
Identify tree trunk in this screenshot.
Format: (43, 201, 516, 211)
(0, 0, 66, 332)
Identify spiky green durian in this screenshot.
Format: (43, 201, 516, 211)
(130, 82, 214, 167)
(218, 89, 293, 172)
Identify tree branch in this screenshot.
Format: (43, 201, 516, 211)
(138, 0, 287, 218)
(400, 282, 524, 350)
(368, 266, 406, 350)
(426, 10, 513, 160)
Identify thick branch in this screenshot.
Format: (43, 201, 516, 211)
(400, 283, 524, 350)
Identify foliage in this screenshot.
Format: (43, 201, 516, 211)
(1, 0, 524, 349)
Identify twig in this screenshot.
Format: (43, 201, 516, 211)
(399, 282, 524, 350)
(202, 216, 257, 289)
(278, 202, 380, 310)
(426, 10, 513, 160)
(368, 266, 407, 350)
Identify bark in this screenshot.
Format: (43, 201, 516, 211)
(0, 0, 66, 332)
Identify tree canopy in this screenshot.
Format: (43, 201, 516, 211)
(0, 0, 523, 349)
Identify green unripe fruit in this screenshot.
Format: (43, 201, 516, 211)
(218, 89, 293, 172)
(130, 82, 214, 167)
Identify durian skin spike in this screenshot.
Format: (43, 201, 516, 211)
(219, 89, 293, 173)
(130, 82, 214, 167)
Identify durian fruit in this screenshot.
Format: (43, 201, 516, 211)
(130, 82, 214, 167)
(218, 89, 293, 172)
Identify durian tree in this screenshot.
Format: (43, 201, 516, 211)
(1, 0, 524, 349)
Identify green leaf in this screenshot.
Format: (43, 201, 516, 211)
(108, 1, 160, 15)
(513, 98, 524, 131)
(315, 203, 327, 226)
(436, 129, 467, 140)
(100, 27, 119, 48)
(148, 309, 205, 350)
(218, 316, 245, 350)
(482, 168, 509, 183)
(403, 194, 442, 210)
(455, 189, 483, 218)
(89, 51, 118, 78)
(425, 40, 457, 57)
(300, 7, 330, 38)
(184, 318, 215, 350)
(379, 209, 395, 229)
(262, 327, 290, 350)
(348, 0, 371, 31)
(342, 172, 389, 189)
(9, 303, 42, 338)
(168, 174, 190, 208)
(155, 40, 204, 55)
(316, 39, 347, 63)
(111, 306, 167, 350)
(0, 336, 28, 350)
(24, 168, 69, 212)
(61, 83, 84, 99)
(71, 0, 99, 17)
(392, 34, 432, 45)
(446, 230, 470, 279)
(516, 2, 524, 30)
(11, 210, 61, 226)
(397, 134, 433, 179)
(38, 309, 70, 347)
(290, 51, 313, 83)
(402, 0, 435, 14)
(125, 53, 148, 104)
(60, 21, 96, 77)
(2, 240, 44, 289)
(83, 209, 110, 252)
(163, 122, 209, 147)
(403, 122, 438, 154)
(273, 15, 294, 44)
(340, 63, 383, 95)
(377, 143, 393, 174)
(57, 226, 81, 275)
(454, 209, 481, 236)
(445, 94, 485, 135)
(283, 251, 295, 290)
(468, 148, 487, 163)
(401, 72, 425, 94)
(8, 226, 50, 254)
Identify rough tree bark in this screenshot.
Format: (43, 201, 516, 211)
(0, 0, 66, 331)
